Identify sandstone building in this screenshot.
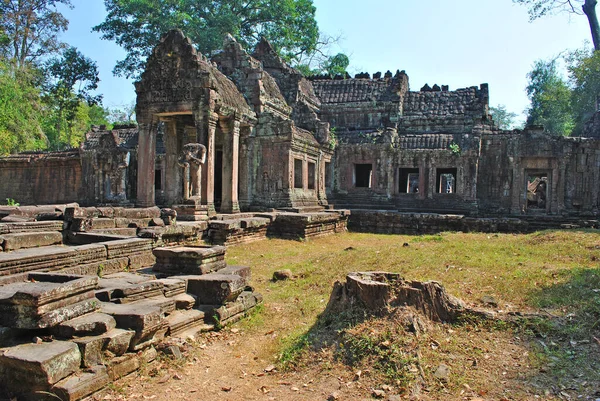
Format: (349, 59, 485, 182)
(1, 29, 599, 218)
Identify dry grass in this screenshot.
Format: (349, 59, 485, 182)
(225, 230, 600, 400)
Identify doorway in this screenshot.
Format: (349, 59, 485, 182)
(525, 171, 549, 213)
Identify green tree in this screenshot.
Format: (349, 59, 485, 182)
(94, 0, 319, 79)
(513, 0, 600, 50)
(0, 61, 47, 154)
(566, 47, 600, 134)
(0, 0, 72, 68)
(525, 58, 575, 135)
(43, 47, 101, 148)
(490, 104, 518, 129)
(324, 53, 349, 78)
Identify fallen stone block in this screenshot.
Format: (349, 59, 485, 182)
(183, 274, 246, 305)
(103, 329, 135, 356)
(152, 245, 226, 275)
(213, 291, 263, 324)
(100, 302, 166, 351)
(113, 207, 161, 220)
(0, 273, 99, 329)
(0, 231, 63, 252)
(73, 335, 105, 368)
(52, 365, 110, 401)
(100, 238, 153, 260)
(55, 312, 117, 338)
(218, 265, 251, 281)
(170, 293, 196, 310)
(106, 353, 139, 381)
(0, 341, 81, 391)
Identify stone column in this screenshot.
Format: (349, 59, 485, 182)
(164, 119, 180, 204)
(221, 119, 241, 213)
(201, 113, 218, 213)
(136, 121, 156, 207)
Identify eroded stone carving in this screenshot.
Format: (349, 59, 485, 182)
(178, 143, 206, 201)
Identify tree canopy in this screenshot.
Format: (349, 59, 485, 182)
(490, 104, 519, 130)
(43, 47, 102, 148)
(93, 0, 320, 79)
(513, 0, 600, 50)
(525, 58, 575, 135)
(0, 0, 73, 68)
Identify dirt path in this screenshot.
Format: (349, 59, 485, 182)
(90, 326, 368, 401)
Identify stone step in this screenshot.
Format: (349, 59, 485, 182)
(180, 273, 247, 305)
(72, 328, 136, 368)
(54, 312, 117, 338)
(170, 293, 196, 310)
(154, 277, 186, 297)
(166, 309, 205, 337)
(0, 220, 64, 234)
(0, 231, 63, 252)
(100, 301, 167, 351)
(52, 365, 110, 401)
(0, 273, 99, 329)
(152, 245, 226, 275)
(0, 341, 81, 394)
(0, 243, 107, 276)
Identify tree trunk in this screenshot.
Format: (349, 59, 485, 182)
(583, 0, 600, 51)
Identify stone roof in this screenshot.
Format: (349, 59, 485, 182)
(311, 79, 402, 104)
(293, 127, 320, 147)
(338, 130, 456, 149)
(403, 87, 486, 117)
(137, 30, 255, 121)
(82, 128, 139, 151)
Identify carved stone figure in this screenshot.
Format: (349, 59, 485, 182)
(178, 143, 207, 200)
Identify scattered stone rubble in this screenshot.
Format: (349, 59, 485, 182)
(0, 206, 284, 401)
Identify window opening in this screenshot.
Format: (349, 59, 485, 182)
(308, 162, 316, 189)
(436, 168, 457, 194)
(355, 164, 373, 188)
(399, 168, 419, 193)
(294, 159, 303, 189)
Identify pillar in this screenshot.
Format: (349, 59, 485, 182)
(199, 112, 218, 213)
(136, 121, 156, 207)
(164, 119, 180, 204)
(221, 119, 241, 213)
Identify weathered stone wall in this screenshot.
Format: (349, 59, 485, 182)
(477, 131, 600, 215)
(0, 151, 85, 205)
(399, 85, 490, 133)
(330, 133, 481, 214)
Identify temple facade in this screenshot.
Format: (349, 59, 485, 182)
(1, 29, 600, 218)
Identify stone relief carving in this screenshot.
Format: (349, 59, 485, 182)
(178, 143, 207, 200)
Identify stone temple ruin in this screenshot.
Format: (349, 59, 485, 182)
(0, 29, 600, 399)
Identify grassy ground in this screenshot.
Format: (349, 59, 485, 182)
(94, 230, 600, 400)
(226, 230, 600, 399)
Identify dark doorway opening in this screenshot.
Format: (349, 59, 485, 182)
(214, 150, 223, 209)
(155, 169, 162, 191)
(355, 164, 373, 188)
(399, 168, 419, 193)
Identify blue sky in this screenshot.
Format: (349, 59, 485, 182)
(59, 0, 591, 125)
